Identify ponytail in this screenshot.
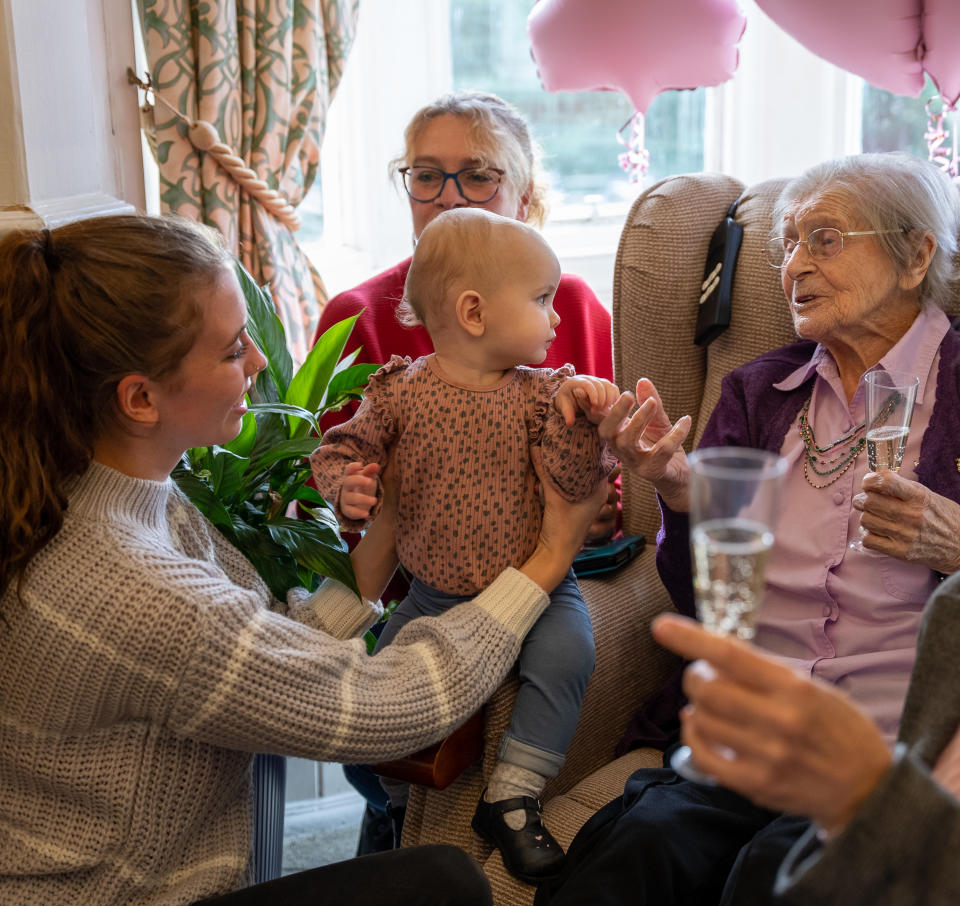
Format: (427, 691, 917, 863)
(0, 214, 229, 596)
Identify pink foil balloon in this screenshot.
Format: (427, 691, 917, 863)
(527, 0, 747, 115)
(924, 0, 960, 106)
(757, 0, 960, 106)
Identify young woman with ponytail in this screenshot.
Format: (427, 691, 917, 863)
(0, 214, 604, 906)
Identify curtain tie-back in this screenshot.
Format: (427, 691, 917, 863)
(129, 69, 301, 231)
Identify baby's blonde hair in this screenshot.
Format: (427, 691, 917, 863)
(399, 208, 530, 331)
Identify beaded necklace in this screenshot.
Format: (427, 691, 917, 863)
(797, 392, 899, 489)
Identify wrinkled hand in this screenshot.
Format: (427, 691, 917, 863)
(853, 470, 960, 573)
(597, 378, 692, 511)
(653, 614, 892, 835)
(339, 461, 381, 521)
(555, 375, 621, 425)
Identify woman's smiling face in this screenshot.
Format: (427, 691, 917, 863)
(152, 266, 267, 458)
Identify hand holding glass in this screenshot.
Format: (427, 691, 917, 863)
(670, 447, 787, 784)
(849, 370, 919, 553)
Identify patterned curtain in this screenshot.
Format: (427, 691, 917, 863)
(138, 0, 359, 363)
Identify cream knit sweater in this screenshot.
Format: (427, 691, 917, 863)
(0, 461, 549, 905)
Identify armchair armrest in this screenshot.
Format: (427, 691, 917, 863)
(371, 709, 484, 790)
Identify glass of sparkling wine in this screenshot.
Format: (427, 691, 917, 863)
(670, 447, 787, 784)
(849, 370, 919, 553)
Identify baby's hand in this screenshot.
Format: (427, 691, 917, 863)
(339, 461, 381, 521)
(555, 376, 621, 426)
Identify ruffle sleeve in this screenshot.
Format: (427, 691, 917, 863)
(361, 355, 413, 438)
(529, 364, 576, 444)
(533, 365, 618, 502)
(309, 355, 411, 531)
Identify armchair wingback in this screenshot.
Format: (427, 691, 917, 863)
(400, 171, 813, 905)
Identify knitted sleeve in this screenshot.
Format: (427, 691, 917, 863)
(534, 366, 617, 501)
(164, 567, 550, 764)
(775, 746, 960, 906)
(170, 487, 381, 637)
(286, 581, 383, 640)
(309, 356, 408, 531)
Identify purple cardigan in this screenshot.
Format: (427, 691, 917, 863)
(617, 329, 960, 755)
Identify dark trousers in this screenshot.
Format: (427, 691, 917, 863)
(193, 844, 492, 906)
(534, 763, 810, 906)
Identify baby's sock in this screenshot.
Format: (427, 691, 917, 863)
(485, 761, 547, 830)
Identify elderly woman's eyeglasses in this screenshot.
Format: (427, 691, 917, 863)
(399, 166, 505, 204)
(765, 228, 900, 269)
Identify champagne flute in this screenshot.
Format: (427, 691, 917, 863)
(670, 447, 787, 784)
(848, 370, 919, 553)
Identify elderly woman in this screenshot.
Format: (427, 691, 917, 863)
(535, 152, 960, 906)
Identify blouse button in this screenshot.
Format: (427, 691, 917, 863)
(832, 491, 845, 506)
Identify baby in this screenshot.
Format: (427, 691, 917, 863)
(310, 208, 618, 883)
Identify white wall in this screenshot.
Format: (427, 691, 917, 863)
(303, 0, 452, 295)
(0, 0, 144, 231)
(704, 0, 862, 185)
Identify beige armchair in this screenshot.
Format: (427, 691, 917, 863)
(398, 171, 804, 905)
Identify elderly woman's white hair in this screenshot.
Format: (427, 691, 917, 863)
(773, 152, 960, 311)
(391, 90, 549, 228)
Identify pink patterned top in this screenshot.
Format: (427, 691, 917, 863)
(311, 354, 616, 595)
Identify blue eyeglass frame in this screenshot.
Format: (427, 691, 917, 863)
(399, 165, 505, 203)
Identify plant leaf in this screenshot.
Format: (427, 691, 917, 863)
(289, 485, 327, 507)
(245, 437, 320, 476)
(171, 466, 237, 533)
(321, 362, 379, 417)
(211, 448, 255, 502)
(248, 401, 319, 434)
(235, 259, 292, 396)
(225, 409, 258, 457)
(169, 267, 363, 606)
(265, 519, 359, 597)
(231, 519, 303, 601)
(250, 408, 288, 459)
(286, 315, 360, 437)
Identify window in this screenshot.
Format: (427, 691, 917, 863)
(302, 0, 950, 313)
(305, 0, 706, 309)
(450, 0, 705, 202)
(862, 75, 943, 159)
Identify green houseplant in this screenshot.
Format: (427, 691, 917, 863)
(171, 262, 380, 884)
(172, 261, 378, 603)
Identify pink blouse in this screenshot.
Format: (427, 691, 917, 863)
(757, 306, 951, 741)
